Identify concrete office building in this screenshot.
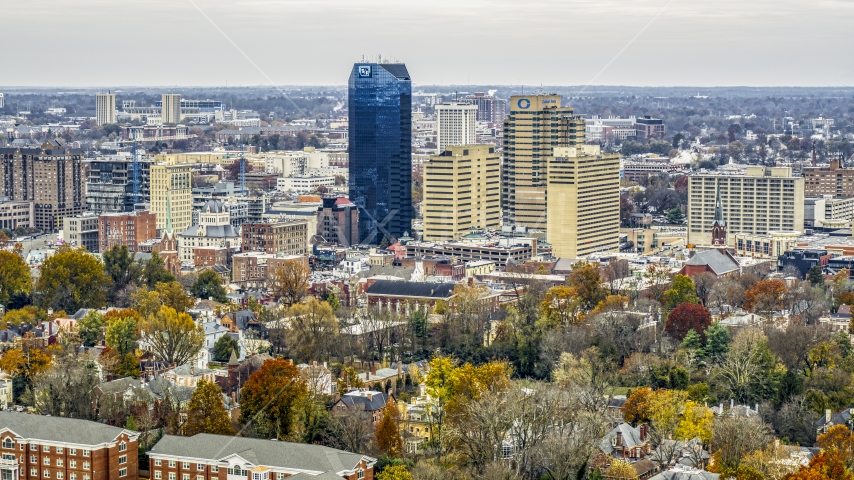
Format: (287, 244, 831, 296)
(423, 145, 500, 241)
(62, 214, 100, 252)
(502, 95, 586, 231)
(546, 145, 621, 258)
(0, 198, 33, 230)
(161, 94, 182, 125)
(687, 166, 804, 246)
(805, 196, 854, 227)
(0, 93, 4, 109)
(87, 158, 152, 214)
(96, 93, 116, 125)
(150, 163, 193, 233)
(435, 103, 478, 153)
(0, 140, 85, 232)
(463, 92, 507, 123)
(803, 159, 854, 197)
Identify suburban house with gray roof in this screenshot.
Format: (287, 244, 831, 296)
(147, 434, 375, 480)
(0, 411, 139, 480)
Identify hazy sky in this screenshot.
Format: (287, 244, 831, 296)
(4, 0, 853, 87)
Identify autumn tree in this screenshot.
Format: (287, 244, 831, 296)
(607, 459, 638, 480)
(622, 387, 654, 425)
(268, 260, 310, 306)
(744, 278, 787, 315)
(184, 379, 235, 436)
(239, 358, 308, 440)
(0, 250, 31, 305)
(105, 309, 142, 357)
(567, 262, 607, 310)
(286, 298, 338, 362)
(711, 412, 771, 475)
(664, 274, 699, 309)
(37, 246, 111, 313)
(140, 306, 205, 367)
(375, 402, 403, 457)
(675, 401, 713, 443)
(541, 286, 584, 327)
(191, 269, 228, 302)
(376, 465, 412, 480)
(784, 450, 854, 480)
(336, 366, 365, 396)
(0, 346, 52, 394)
(32, 351, 99, 420)
(816, 425, 854, 469)
(132, 282, 194, 317)
(665, 303, 712, 341)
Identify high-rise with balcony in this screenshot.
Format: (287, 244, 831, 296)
(687, 166, 804, 246)
(435, 103, 477, 153)
(348, 62, 413, 243)
(0, 140, 84, 232)
(161, 94, 182, 125)
(423, 145, 500, 241)
(96, 93, 116, 125)
(502, 95, 585, 232)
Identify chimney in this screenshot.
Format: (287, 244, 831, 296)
(616, 432, 623, 446)
(397, 362, 403, 375)
(719, 403, 723, 413)
(639, 424, 647, 441)
(827, 409, 833, 423)
(755, 403, 759, 414)
(730, 399, 734, 409)
(371, 364, 377, 376)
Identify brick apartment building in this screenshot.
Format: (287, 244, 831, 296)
(148, 434, 375, 480)
(194, 246, 230, 268)
(635, 116, 666, 140)
(241, 222, 308, 256)
(318, 197, 359, 247)
(803, 158, 854, 197)
(98, 211, 158, 252)
(0, 411, 139, 480)
(231, 253, 308, 288)
(0, 140, 85, 232)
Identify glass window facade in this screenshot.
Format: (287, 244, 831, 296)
(348, 63, 413, 243)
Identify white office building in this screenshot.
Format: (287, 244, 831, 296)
(96, 93, 116, 125)
(276, 175, 336, 193)
(436, 103, 478, 153)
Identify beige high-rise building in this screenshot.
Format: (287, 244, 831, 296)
(161, 94, 182, 125)
(687, 166, 804, 246)
(150, 163, 193, 232)
(96, 93, 116, 125)
(423, 144, 500, 241)
(547, 145, 620, 258)
(435, 103, 478, 153)
(502, 95, 586, 231)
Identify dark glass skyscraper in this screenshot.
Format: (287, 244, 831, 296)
(348, 63, 413, 244)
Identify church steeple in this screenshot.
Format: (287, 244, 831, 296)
(711, 180, 727, 247)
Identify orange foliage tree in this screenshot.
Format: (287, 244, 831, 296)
(375, 402, 403, 457)
(784, 451, 854, 480)
(239, 358, 307, 439)
(744, 279, 787, 314)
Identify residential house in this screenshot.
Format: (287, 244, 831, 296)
(332, 390, 395, 425)
(162, 365, 220, 388)
(298, 362, 333, 396)
(648, 467, 719, 480)
(0, 373, 12, 409)
(147, 433, 375, 480)
(816, 407, 854, 435)
(0, 411, 139, 480)
(600, 423, 651, 461)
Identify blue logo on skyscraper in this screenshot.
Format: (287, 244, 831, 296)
(518, 98, 531, 109)
(358, 66, 372, 78)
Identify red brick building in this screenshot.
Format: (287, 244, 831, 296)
(318, 197, 359, 247)
(148, 434, 375, 480)
(194, 246, 230, 268)
(241, 222, 308, 256)
(231, 253, 309, 288)
(98, 211, 158, 253)
(0, 411, 139, 480)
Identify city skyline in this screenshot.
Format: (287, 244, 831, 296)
(3, 0, 853, 87)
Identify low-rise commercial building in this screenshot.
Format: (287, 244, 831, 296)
(732, 231, 801, 259)
(0, 198, 33, 230)
(231, 252, 308, 287)
(276, 175, 336, 193)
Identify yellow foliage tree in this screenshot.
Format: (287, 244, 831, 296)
(541, 285, 585, 327)
(674, 401, 714, 443)
(607, 459, 638, 480)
